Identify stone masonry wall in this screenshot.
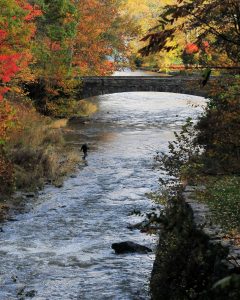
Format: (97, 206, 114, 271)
(79, 76, 216, 99)
(183, 186, 240, 272)
(150, 186, 240, 300)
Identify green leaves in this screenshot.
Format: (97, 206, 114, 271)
(155, 117, 203, 184)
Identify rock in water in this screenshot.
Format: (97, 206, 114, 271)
(112, 241, 152, 254)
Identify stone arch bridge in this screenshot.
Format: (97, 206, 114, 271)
(79, 76, 217, 99)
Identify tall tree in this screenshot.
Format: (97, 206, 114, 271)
(74, 0, 135, 75)
(32, 0, 78, 91)
(121, 0, 183, 70)
(140, 0, 240, 65)
(0, 0, 41, 100)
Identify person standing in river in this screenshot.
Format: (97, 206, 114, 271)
(81, 143, 89, 160)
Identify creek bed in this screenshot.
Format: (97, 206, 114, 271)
(0, 90, 205, 300)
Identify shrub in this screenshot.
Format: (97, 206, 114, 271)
(0, 151, 14, 195)
(2, 100, 80, 193)
(44, 98, 97, 117)
(197, 77, 240, 174)
(155, 117, 203, 185)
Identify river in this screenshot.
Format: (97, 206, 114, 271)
(0, 72, 205, 300)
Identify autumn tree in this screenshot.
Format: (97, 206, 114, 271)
(195, 77, 240, 173)
(122, 0, 184, 70)
(140, 0, 240, 66)
(74, 0, 136, 76)
(0, 0, 41, 193)
(138, 0, 240, 173)
(0, 0, 41, 143)
(24, 0, 79, 114)
(121, 0, 162, 68)
(0, 0, 41, 100)
(31, 0, 78, 88)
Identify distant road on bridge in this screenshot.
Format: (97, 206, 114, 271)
(79, 76, 219, 99)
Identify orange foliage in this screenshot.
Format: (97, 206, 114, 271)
(74, 0, 120, 75)
(0, 0, 42, 100)
(0, 0, 42, 190)
(0, 101, 16, 144)
(185, 43, 199, 54)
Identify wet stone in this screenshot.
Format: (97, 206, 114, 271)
(112, 241, 152, 254)
(70, 174, 77, 178)
(24, 193, 36, 198)
(25, 290, 36, 298)
(55, 183, 63, 188)
(232, 249, 240, 257)
(221, 260, 238, 271)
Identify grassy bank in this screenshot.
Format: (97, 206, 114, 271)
(194, 176, 240, 244)
(0, 92, 99, 222)
(151, 77, 240, 298)
(0, 100, 81, 197)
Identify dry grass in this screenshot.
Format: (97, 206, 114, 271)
(78, 100, 98, 116)
(45, 98, 98, 118)
(50, 118, 68, 129)
(5, 101, 80, 192)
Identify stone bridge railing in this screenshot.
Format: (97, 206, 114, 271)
(79, 76, 218, 99)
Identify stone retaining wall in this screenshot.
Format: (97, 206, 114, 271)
(183, 186, 240, 272)
(150, 187, 240, 300)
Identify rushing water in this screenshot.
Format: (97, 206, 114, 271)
(0, 83, 205, 299)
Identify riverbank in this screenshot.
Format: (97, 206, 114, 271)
(151, 189, 240, 300)
(0, 100, 83, 221)
(150, 77, 240, 299)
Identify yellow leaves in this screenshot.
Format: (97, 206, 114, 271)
(121, 0, 183, 69)
(0, 100, 16, 145)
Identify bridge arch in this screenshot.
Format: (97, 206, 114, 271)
(79, 76, 213, 99)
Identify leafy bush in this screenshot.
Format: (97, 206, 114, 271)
(45, 98, 97, 117)
(151, 197, 229, 300)
(0, 151, 14, 195)
(197, 77, 240, 174)
(155, 117, 203, 185)
(0, 100, 80, 194)
(0, 100, 16, 145)
(0, 100, 16, 194)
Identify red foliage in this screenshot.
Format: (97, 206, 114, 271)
(16, 0, 42, 21)
(0, 30, 7, 42)
(0, 54, 21, 83)
(24, 5, 42, 21)
(50, 42, 62, 51)
(75, 0, 118, 75)
(202, 41, 210, 54)
(0, 0, 42, 101)
(185, 43, 199, 54)
(202, 41, 210, 48)
(0, 54, 21, 100)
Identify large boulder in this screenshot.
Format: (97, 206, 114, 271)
(112, 241, 152, 254)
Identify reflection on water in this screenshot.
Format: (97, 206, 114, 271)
(0, 91, 205, 300)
